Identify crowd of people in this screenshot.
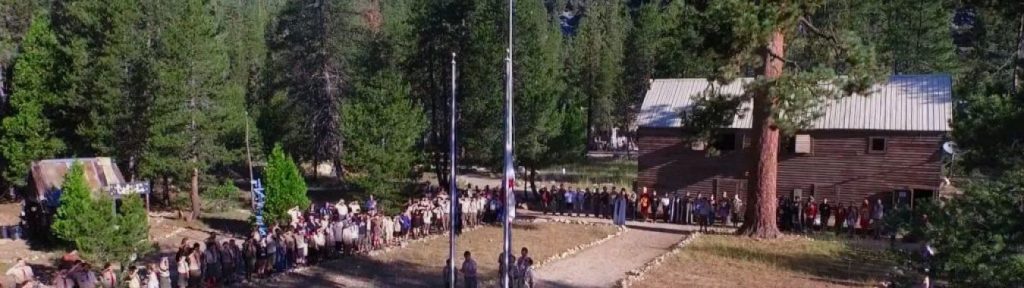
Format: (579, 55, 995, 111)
(8, 184, 525, 288)
(5, 182, 893, 288)
(777, 196, 888, 239)
(529, 185, 745, 232)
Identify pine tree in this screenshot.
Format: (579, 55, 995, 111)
(341, 0, 425, 213)
(676, 1, 884, 238)
(513, 0, 566, 172)
(51, 161, 92, 246)
(141, 0, 238, 221)
(264, 0, 360, 177)
(405, 0, 472, 187)
(106, 194, 151, 266)
(0, 0, 43, 104)
(655, 0, 714, 78)
(50, 0, 152, 172)
(621, 1, 662, 134)
(0, 15, 64, 190)
(459, 0, 506, 166)
(571, 0, 626, 144)
(263, 144, 309, 226)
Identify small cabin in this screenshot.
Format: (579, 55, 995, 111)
(636, 75, 953, 208)
(22, 157, 128, 242)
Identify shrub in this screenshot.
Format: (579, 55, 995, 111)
(204, 180, 239, 212)
(51, 161, 152, 266)
(263, 144, 309, 226)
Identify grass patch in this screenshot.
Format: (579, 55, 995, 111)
(536, 159, 637, 187)
(633, 234, 900, 288)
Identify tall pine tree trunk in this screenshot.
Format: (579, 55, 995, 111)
(189, 167, 201, 221)
(739, 29, 784, 239)
(1014, 14, 1024, 96)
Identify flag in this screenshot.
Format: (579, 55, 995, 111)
(504, 159, 516, 220)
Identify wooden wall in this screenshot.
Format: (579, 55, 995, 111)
(637, 127, 946, 206)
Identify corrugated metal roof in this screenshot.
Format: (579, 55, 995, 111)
(29, 157, 126, 200)
(637, 74, 953, 131)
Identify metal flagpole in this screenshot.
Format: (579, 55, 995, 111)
(501, 0, 515, 286)
(448, 53, 458, 288)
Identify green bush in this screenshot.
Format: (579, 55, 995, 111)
(52, 162, 93, 246)
(203, 180, 239, 212)
(263, 144, 309, 226)
(52, 161, 151, 266)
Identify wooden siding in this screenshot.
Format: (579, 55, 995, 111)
(637, 128, 945, 206)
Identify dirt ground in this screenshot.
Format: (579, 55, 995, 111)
(255, 222, 619, 287)
(631, 234, 899, 288)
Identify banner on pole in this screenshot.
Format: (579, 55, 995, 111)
(252, 179, 267, 237)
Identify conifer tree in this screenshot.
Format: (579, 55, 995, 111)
(0, 0, 43, 105)
(677, 0, 884, 238)
(263, 144, 309, 226)
(141, 0, 238, 221)
(263, 0, 360, 177)
(343, 0, 425, 212)
(513, 0, 566, 173)
(50, 0, 152, 171)
(458, 0, 506, 166)
(571, 0, 625, 143)
(51, 161, 92, 246)
(405, 0, 472, 187)
(0, 15, 64, 190)
(622, 1, 662, 132)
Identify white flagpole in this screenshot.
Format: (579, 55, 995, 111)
(448, 53, 458, 288)
(502, 0, 515, 286)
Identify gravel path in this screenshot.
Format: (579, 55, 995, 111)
(525, 213, 691, 288)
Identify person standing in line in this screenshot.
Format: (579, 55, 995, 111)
(846, 203, 859, 237)
(202, 239, 221, 285)
(575, 188, 585, 217)
(145, 263, 160, 288)
(443, 258, 456, 288)
(872, 199, 886, 239)
(125, 265, 141, 288)
(540, 186, 551, 215)
(613, 192, 627, 226)
(638, 188, 651, 222)
(819, 198, 832, 233)
(176, 253, 190, 287)
(859, 199, 871, 238)
(804, 197, 818, 234)
(5, 258, 33, 287)
(461, 251, 477, 288)
(515, 248, 534, 288)
(100, 263, 117, 288)
(158, 257, 171, 288)
(834, 202, 847, 235)
(731, 193, 743, 227)
(707, 194, 717, 227)
(564, 187, 575, 217)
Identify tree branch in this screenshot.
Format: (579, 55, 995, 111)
(798, 16, 838, 45)
(766, 48, 800, 69)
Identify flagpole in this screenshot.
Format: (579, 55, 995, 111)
(448, 52, 458, 288)
(502, 0, 515, 286)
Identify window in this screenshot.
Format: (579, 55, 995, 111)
(793, 134, 811, 154)
(869, 137, 887, 153)
(712, 133, 737, 151)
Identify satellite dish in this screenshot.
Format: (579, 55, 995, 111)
(942, 141, 958, 155)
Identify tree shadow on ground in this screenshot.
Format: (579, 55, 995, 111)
(247, 254, 444, 288)
(691, 239, 896, 284)
(199, 216, 251, 238)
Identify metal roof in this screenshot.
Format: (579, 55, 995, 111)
(29, 157, 126, 201)
(637, 74, 953, 131)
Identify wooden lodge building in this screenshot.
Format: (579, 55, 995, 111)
(636, 75, 953, 208)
